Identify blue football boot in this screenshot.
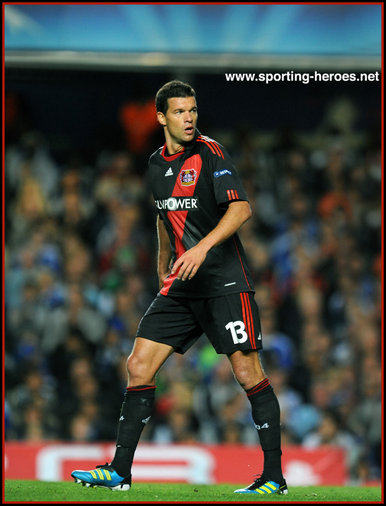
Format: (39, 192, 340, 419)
(234, 474, 288, 495)
(71, 463, 131, 491)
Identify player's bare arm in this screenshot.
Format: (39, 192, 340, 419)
(171, 200, 252, 281)
(157, 216, 172, 289)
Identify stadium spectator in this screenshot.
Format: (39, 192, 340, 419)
(302, 409, 361, 482)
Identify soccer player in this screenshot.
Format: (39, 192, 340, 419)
(71, 80, 288, 495)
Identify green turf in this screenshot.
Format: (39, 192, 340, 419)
(4, 480, 382, 503)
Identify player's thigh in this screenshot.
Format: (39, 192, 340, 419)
(136, 294, 203, 354)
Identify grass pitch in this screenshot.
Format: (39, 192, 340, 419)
(4, 480, 383, 503)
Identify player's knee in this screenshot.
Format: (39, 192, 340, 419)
(233, 365, 265, 390)
(126, 353, 152, 383)
(233, 367, 252, 389)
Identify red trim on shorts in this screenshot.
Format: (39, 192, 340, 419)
(240, 293, 248, 339)
(241, 292, 256, 349)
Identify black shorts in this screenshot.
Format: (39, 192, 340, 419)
(136, 292, 263, 355)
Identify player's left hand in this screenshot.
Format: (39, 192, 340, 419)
(171, 244, 208, 281)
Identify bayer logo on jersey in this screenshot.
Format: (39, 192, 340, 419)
(179, 169, 197, 186)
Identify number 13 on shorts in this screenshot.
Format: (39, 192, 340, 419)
(225, 320, 249, 344)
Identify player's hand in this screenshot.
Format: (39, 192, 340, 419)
(171, 244, 208, 281)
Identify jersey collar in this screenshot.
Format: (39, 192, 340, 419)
(161, 129, 201, 161)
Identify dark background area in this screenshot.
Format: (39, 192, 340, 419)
(5, 67, 381, 164)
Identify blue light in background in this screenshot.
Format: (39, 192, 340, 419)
(4, 4, 382, 56)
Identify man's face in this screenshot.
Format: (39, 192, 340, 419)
(157, 96, 198, 145)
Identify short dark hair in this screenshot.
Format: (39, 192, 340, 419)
(155, 80, 196, 114)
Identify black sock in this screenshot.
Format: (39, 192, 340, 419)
(247, 378, 283, 483)
(110, 385, 156, 478)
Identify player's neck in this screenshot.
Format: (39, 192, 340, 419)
(166, 144, 184, 156)
(164, 139, 184, 156)
(163, 129, 186, 155)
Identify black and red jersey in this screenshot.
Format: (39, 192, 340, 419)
(147, 130, 254, 298)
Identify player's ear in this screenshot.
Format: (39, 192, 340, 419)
(157, 111, 167, 126)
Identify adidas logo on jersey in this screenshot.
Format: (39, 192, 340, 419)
(165, 167, 174, 176)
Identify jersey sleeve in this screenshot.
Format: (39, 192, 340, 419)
(208, 144, 249, 207)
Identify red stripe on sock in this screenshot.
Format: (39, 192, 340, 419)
(247, 378, 270, 397)
(126, 385, 156, 392)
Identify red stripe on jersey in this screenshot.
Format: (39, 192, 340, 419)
(206, 139, 223, 158)
(227, 189, 241, 201)
(232, 237, 252, 290)
(197, 136, 224, 159)
(197, 138, 216, 155)
(161, 228, 186, 295)
(213, 143, 224, 159)
(200, 135, 225, 159)
(161, 155, 202, 296)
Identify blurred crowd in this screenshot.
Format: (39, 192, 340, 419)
(4, 92, 381, 484)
